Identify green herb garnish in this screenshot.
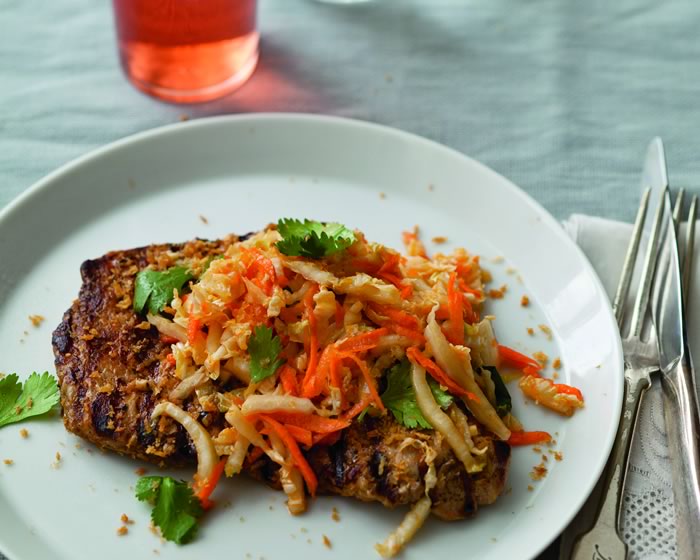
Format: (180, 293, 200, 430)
(135, 476, 203, 545)
(248, 325, 285, 383)
(133, 266, 195, 315)
(380, 360, 453, 429)
(0, 372, 59, 429)
(275, 219, 356, 258)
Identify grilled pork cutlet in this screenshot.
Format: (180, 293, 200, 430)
(52, 236, 510, 520)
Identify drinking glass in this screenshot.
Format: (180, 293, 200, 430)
(112, 0, 259, 103)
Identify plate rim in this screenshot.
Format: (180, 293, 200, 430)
(0, 112, 624, 560)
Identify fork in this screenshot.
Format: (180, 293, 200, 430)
(566, 188, 699, 559)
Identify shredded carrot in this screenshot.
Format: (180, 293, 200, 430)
(337, 352, 385, 412)
(555, 383, 584, 400)
(389, 324, 426, 344)
(279, 365, 299, 396)
(457, 278, 483, 298)
(312, 430, 343, 446)
(508, 430, 552, 446)
(242, 248, 277, 295)
(160, 335, 179, 345)
(260, 416, 318, 496)
(446, 272, 464, 345)
(342, 391, 374, 421)
(187, 317, 203, 344)
(279, 301, 305, 324)
(406, 347, 479, 402)
(283, 424, 313, 447)
(370, 304, 421, 330)
(263, 411, 350, 434)
(195, 458, 226, 510)
(303, 345, 333, 399)
(300, 286, 321, 397)
(165, 353, 176, 366)
(335, 327, 389, 353)
(328, 347, 344, 407)
(334, 301, 344, 328)
(498, 345, 543, 374)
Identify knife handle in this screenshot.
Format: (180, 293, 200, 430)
(570, 367, 650, 560)
(660, 349, 700, 560)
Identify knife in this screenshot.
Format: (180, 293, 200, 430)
(647, 138, 700, 560)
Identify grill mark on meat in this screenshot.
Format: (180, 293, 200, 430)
(52, 234, 511, 520)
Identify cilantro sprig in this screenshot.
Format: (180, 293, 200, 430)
(380, 360, 453, 429)
(0, 372, 59, 429)
(133, 266, 195, 315)
(135, 476, 203, 544)
(248, 325, 285, 383)
(276, 219, 356, 258)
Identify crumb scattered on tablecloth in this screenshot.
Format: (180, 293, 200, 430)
(554, 451, 563, 461)
(19, 428, 29, 439)
(117, 526, 128, 536)
(323, 535, 332, 548)
(552, 357, 561, 370)
(134, 467, 147, 476)
(520, 295, 529, 307)
(481, 269, 493, 283)
(121, 514, 134, 525)
(490, 256, 504, 264)
(532, 447, 542, 453)
(527, 485, 534, 492)
(179, 114, 190, 122)
(538, 324, 553, 340)
(199, 215, 209, 224)
(331, 507, 340, 522)
(379, 191, 386, 199)
(29, 314, 45, 327)
(300, 527, 308, 534)
(3, 459, 13, 466)
(432, 236, 447, 244)
(526, 327, 535, 336)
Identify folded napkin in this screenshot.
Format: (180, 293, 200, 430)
(563, 214, 679, 560)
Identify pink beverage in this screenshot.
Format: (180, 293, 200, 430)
(112, 0, 259, 103)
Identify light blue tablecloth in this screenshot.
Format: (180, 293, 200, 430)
(3, 0, 700, 221)
(2, 1, 699, 559)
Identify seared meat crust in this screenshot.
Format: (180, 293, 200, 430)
(53, 238, 510, 520)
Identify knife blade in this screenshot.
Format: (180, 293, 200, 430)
(647, 138, 700, 560)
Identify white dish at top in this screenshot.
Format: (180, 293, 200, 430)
(0, 114, 622, 560)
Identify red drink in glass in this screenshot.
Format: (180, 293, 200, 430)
(112, 0, 259, 103)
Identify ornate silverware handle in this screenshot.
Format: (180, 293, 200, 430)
(660, 349, 700, 560)
(570, 366, 651, 560)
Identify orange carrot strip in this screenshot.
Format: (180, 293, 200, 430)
(334, 300, 345, 328)
(458, 278, 483, 298)
(187, 317, 203, 344)
(406, 347, 479, 402)
(555, 383, 584, 400)
(342, 391, 374, 421)
(508, 430, 552, 446)
(336, 353, 385, 412)
(165, 353, 176, 366)
(446, 272, 464, 345)
(498, 345, 543, 374)
(335, 327, 390, 353)
(160, 335, 179, 345)
(284, 424, 313, 447)
(246, 446, 264, 464)
(390, 325, 426, 344)
(279, 300, 305, 323)
(300, 286, 320, 397)
(263, 411, 350, 434)
(195, 458, 226, 510)
(370, 304, 421, 329)
(328, 347, 344, 407)
(312, 430, 343, 446)
(279, 365, 299, 396)
(260, 416, 318, 496)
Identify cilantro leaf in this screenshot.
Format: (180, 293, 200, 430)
(380, 360, 453, 429)
(133, 266, 195, 315)
(0, 372, 60, 429)
(248, 325, 285, 383)
(483, 366, 512, 417)
(135, 476, 203, 545)
(276, 219, 356, 258)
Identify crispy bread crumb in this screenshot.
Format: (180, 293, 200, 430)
(199, 215, 209, 224)
(526, 327, 535, 336)
(117, 526, 128, 536)
(134, 467, 147, 476)
(520, 295, 529, 307)
(323, 535, 332, 548)
(538, 324, 553, 340)
(29, 314, 45, 327)
(3, 459, 13, 466)
(431, 236, 447, 244)
(552, 358, 562, 370)
(19, 428, 29, 438)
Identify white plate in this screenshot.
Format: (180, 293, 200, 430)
(0, 114, 623, 560)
